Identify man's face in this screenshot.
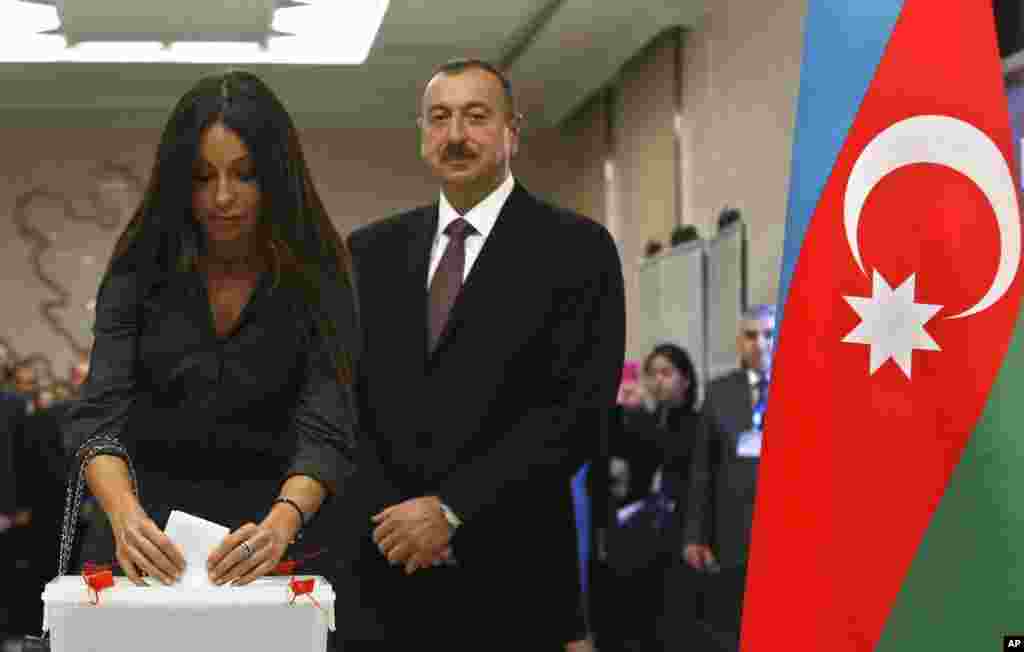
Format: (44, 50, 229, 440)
(13, 367, 36, 395)
(419, 68, 519, 195)
(737, 316, 776, 373)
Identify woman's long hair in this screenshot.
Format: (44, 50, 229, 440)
(109, 70, 357, 383)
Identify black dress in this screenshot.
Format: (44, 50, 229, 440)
(64, 254, 359, 569)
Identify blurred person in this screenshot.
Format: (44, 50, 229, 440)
(587, 361, 645, 650)
(683, 304, 776, 651)
(340, 58, 625, 651)
(607, 361, 649, 507)
(609, 360, 664, 509)
(0, 379, 26, 637)
(8, 382, 68, 636)
(63, 70, 359, 594)
(12, 365, 37, 409)
(0, 346, 12, 392)
(50, 381, 74, 405)
(48, 381, 78, 453)
(32, 388, 54, 414)
(69, 351, 90, 392)
(616, 360, 652, 410)
(600, 344, 701, 652)
(0, 391, 24, 531)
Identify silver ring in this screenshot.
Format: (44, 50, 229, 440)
(240, 541, 254, 560)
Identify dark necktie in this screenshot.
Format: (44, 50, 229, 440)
(428, 218, 475, 351)
(753, 373, 770, 430)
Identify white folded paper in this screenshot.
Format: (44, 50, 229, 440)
(616, 499, 646, 525)
(162, 510, 230, 589)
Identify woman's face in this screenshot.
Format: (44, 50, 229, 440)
(192, 122, 262, 251)
(648, 354, 690, 406)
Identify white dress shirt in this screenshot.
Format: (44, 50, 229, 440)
(426, 174, 516, 288)
(747, 368, 768, 408)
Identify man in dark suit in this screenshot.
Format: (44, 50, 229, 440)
(683, 304, 776, 651)
(338, 59, 625, 650)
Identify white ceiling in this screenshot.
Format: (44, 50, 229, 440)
(0, 0, 705, 128)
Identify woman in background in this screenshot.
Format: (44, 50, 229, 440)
(598, 344, 701, 651)
(646, 343, 718, 651)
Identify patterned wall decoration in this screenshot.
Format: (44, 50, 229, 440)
(0, 336, 50, 387)
(9, 160, 145, 389)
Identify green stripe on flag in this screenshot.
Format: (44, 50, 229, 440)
(876, 306, 1024, 650)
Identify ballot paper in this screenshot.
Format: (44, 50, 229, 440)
(162, 510, 230, 589)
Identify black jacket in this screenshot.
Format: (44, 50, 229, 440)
(339, 183, 625, 646)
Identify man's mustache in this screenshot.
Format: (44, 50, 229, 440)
(442, 143, 475, 161)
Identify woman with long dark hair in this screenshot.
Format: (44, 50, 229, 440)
(645, 344, 719, 651)
(596, 343, 701, 651)
(64, 70, 359, 587)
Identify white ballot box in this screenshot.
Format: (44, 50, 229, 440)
(41, 575, 335, 652)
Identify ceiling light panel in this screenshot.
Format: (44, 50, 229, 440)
(58, 0, 274, 43)
(0, 0, 389, 63)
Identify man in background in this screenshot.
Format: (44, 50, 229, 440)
(684, 304, 776, 651)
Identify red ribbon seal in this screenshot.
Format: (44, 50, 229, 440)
(83, 569, 114, 605)
(287, 576, 324, 614)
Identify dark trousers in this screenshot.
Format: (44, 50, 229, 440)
(700, 564, 747, 652)
(657, 560, 703, 651)
(330, 549, 571, 651)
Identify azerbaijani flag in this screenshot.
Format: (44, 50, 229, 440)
(744, 1, 1023, 650)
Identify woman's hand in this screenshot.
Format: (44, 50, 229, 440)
(108, 500, 186, 586)
(684, 543, 717, 572)
(207, 517, 294, 587)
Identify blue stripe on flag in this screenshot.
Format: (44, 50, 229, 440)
(776, 1, 905, 327)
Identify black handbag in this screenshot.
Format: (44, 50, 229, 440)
(17, 434, 138, 651)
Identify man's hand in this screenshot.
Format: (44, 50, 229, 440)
(684, 543, 717, 572)
(372, 496, 453, 575)
(14, 509, 31, 527)
(566, 638, 595, 652)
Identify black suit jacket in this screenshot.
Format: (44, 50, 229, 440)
(341, 183, 625, 645)
(684, 369, 759, 569)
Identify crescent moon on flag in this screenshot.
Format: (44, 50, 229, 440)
(843, 114, 1021, 319)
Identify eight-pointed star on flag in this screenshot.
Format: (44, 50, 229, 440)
(842, 270, 943, 378)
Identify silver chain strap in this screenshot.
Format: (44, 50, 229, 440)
(57, 433, 139, 577)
